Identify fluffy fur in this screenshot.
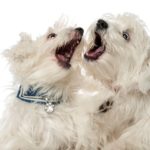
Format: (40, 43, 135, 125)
(84, 13, 150, 150)
(0, 21, 114, 150)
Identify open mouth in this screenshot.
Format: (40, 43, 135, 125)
(55, 28, 83, 69)
(84, 32, 105, 61)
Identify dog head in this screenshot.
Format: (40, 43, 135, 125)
(4, 23, 84, 86)
(84, 13, 150, 92)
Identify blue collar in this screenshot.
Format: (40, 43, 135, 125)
(17, 86, 61, 113)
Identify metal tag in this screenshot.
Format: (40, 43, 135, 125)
(44, 102, 55, 113)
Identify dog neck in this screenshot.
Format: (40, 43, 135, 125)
(16, 83, 69, 113)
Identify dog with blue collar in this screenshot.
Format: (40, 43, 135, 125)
(0, 24, 84, 150)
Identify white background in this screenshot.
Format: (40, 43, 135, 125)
(0, 0, 150, 115)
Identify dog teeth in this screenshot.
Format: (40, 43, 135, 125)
(65, 53, 70, 58)
(77, 40, 79, 44)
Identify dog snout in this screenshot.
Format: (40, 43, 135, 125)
(96, 19, 108, 30)
(75, 27, 84, 36)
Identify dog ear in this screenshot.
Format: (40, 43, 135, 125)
(3, 32, 34, 63)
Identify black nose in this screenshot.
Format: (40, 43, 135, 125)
(75, 27, 84, 35)
(96, 19, 108, 30)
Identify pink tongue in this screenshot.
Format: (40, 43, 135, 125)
(87, 46, 104, 57)
(57, 54, 68, 62)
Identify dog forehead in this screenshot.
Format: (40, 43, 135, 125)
(47, 27, 55, 33)
(103, 13, 141, 25)
(116, 14, 145, 28)
(102, 14, 146, 34)
(47, 26, 74, 35)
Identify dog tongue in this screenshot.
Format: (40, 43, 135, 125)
(87, 46, 104, 58)
(57, 54, 69, 62)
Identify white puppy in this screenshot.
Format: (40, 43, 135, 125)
(84, 13, 150, 150)
(0, 22, 85, 150)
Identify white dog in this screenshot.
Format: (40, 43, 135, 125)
(0, 22, 85, 149)
(84, 13, 150, 150)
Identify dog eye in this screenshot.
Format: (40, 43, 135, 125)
(47, 33, 57, 39)
(122, 31, 130, 41)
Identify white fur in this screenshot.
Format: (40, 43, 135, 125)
(84, 13, 150, 150)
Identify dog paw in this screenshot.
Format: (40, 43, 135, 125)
(99, 98, 113, 113)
